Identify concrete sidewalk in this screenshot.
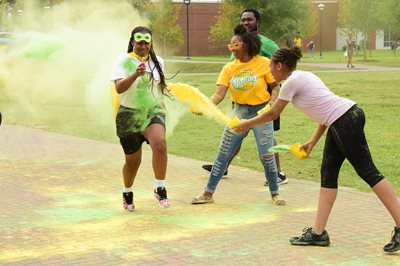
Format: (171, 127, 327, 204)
(1, 125, 399, 265)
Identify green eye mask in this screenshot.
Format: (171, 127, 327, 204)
(133, 32, 152, 43)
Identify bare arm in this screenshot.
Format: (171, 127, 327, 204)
(114, 61, 146, 94)
(268, 82, 280, 105)
(301, 124, 327, 155)
(233, 98, 289, 133)
(210, 84, 229, 105)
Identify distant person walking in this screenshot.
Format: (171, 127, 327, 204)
(346, 33, 355, 68)
(306, 41, 315, 59)
(391, 40, 398, 57)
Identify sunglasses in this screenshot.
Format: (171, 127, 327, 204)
(133, 32, 152, 43)
(227, 42, 243, 51)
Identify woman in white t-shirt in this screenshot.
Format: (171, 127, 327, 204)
(233, 47, 400, 253)
(110, 26, 170, 211)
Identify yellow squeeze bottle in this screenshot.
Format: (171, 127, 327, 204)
(290, 143, 308, 160)
(229, 116, 240, 128)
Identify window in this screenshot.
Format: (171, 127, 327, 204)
(384, 31, 397, 48)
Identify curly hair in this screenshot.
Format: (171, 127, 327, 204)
(127, 26, 167, 95)
(233, 24, 261, 57)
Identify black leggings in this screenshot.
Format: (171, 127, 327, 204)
(321, 105, 384, 188)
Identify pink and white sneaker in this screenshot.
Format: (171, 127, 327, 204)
(123, 192, 135, 212)
(154, 187, 170, 208)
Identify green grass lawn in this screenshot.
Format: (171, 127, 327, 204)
(169, 49, 400, 67)
(1, 51, 400, 194)
(166, 70, 400, 194)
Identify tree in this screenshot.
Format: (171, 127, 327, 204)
(143, 0, 183, 57)
(338, 0, 380, 59)
(208, 2, 243, 54)
(376, 0, 400, 40)
(127, 0, 149, 13)
(222, 0, 318, 43)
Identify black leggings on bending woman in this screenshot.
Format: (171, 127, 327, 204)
(320, 104, 384, 188)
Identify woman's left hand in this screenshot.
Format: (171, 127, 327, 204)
(300, 141, 315, 156)
(232, 119, 250, 133)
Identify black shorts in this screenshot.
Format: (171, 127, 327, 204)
(273, 116, 280, 131)
(116, 105, 165, 154)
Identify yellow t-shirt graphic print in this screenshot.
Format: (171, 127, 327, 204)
(230, 70, 258, 92)
(217, 55, 275, 106)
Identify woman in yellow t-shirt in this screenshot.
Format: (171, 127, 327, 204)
(192, 25, 285, 206)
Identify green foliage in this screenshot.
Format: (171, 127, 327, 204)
(208, 2, 243, 53)
(0, 1, 11, 30)
(224, 0, 318, 42)
(128, 0, 149, 12)
(338, 0, 380, 59)
(375, 0, 400, 39)
(142, 0, 183, 57)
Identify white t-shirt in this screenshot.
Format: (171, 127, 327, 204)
(278, 70, 355, 126)
(110, 53, 164, 109)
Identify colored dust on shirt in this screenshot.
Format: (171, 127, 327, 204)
(116, 58, 164, 133)
(131, 88, 165, 132)
(123, 57, 137, 72)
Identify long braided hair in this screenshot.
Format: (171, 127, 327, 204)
(127, 26, 168, 95)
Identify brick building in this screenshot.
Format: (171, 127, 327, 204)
(175, 0, 222, 56)
(174, 0, 393, 56)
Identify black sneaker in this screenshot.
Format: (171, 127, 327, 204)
(264, 172, 288, 186)
(154, 187, 170, 208)
(122, 192, 134, 212)
(290, 227, 330, 246)
(383, 226, 400, 253)
(202, 164, 228, 176)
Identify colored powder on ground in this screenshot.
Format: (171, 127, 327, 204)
(168, 82, 239, 128)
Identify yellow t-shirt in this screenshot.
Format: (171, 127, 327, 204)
(217, 55, 275, 105)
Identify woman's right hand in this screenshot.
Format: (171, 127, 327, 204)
(135, 62, 146, 76)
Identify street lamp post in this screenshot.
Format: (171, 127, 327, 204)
(318, 3, 325, 59)
(183, 0, 191, 60)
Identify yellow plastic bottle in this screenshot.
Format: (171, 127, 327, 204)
(290, 143, 308, 160)
(229, 116, 240, 128)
